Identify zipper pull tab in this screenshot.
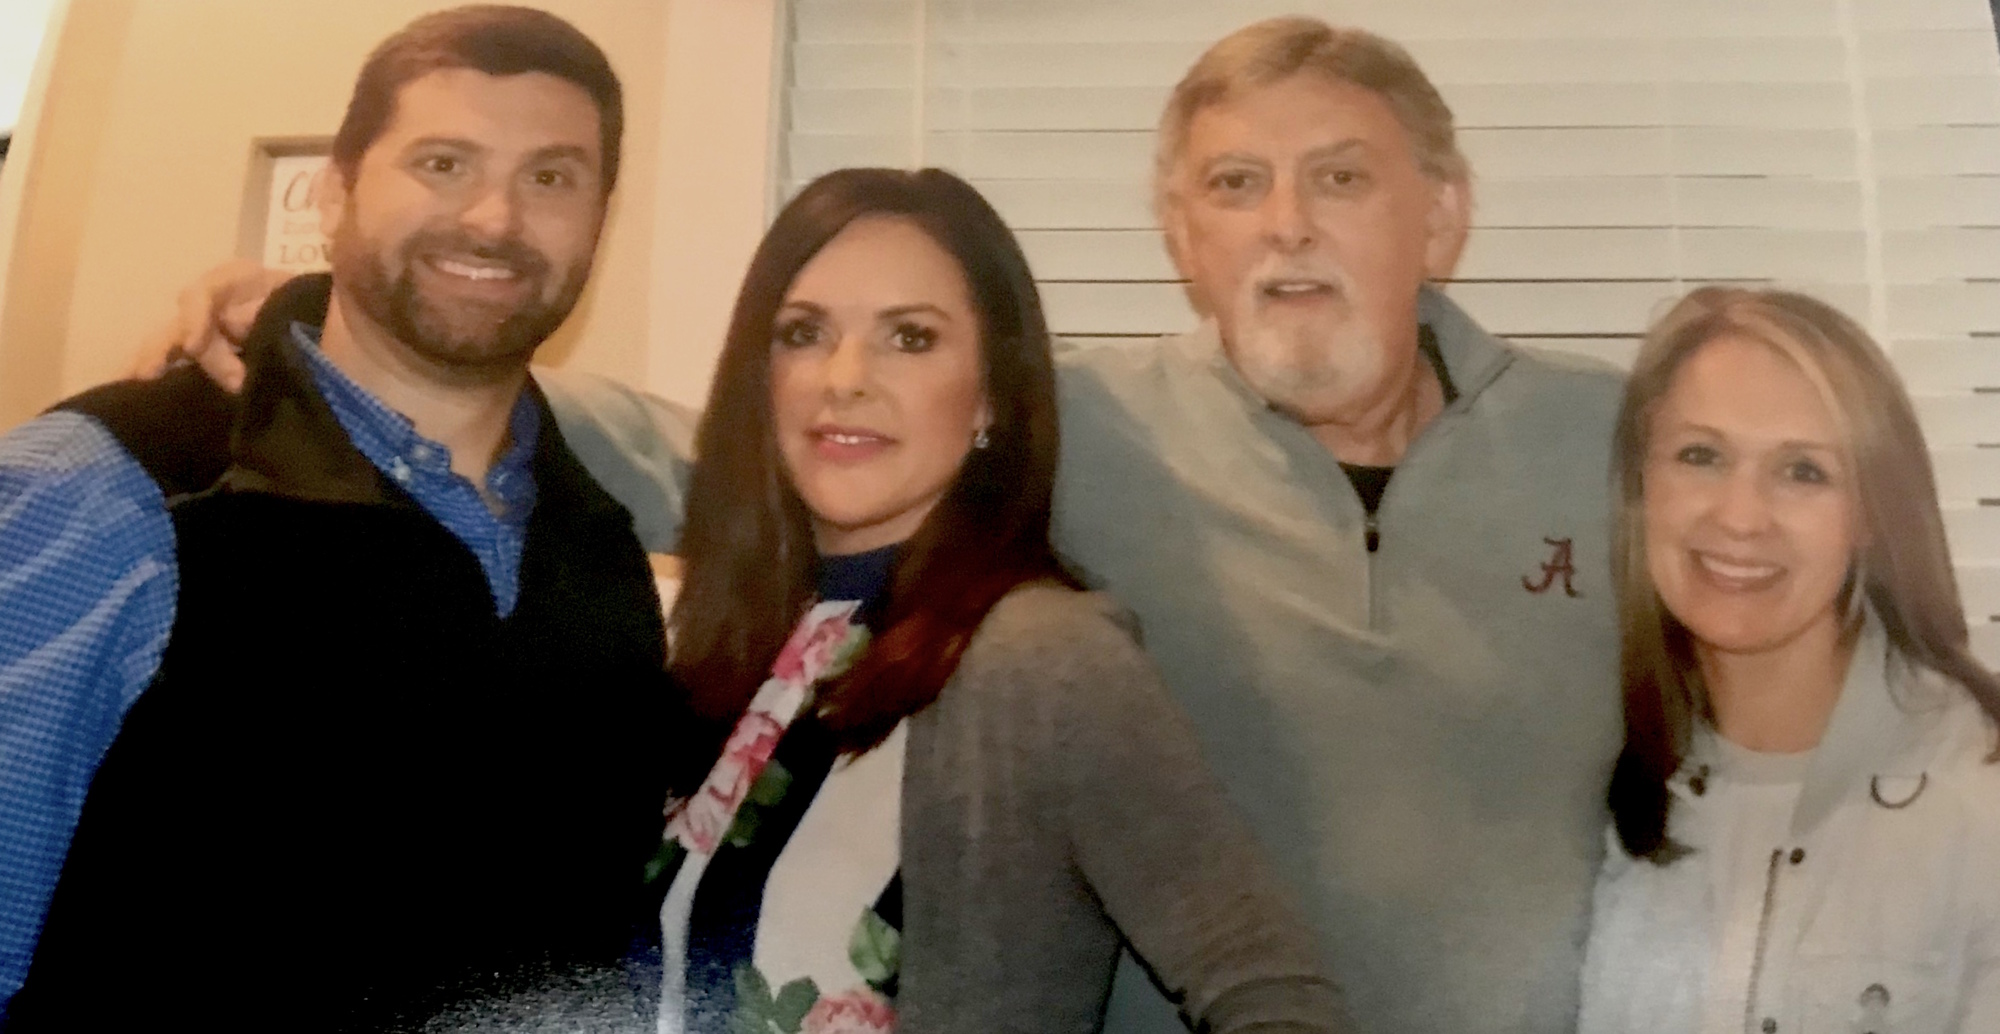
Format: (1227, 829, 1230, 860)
(1365, 511, 1380, 553)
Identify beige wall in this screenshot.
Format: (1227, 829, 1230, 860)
(0, 0, 779, 430)
(0, 0, 127, 426)
(644, 0, 780, 407)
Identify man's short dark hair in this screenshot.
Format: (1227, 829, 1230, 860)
(330, 5, 623, 194)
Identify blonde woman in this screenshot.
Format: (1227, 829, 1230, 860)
(1578, 287, 2000, 1033)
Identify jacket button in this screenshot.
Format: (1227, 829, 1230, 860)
(1789, 847, 1806, 864)
(1762, 1019, 1778, 1034)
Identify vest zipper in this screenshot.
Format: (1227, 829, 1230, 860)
(1743, 848, 1785, 1034)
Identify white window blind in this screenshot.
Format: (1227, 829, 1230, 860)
(783, 0, 2000, 666)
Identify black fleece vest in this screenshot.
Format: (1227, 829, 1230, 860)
(12, 278, 671, 1030)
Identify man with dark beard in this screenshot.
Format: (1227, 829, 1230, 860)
(0, 8, 670, 1028)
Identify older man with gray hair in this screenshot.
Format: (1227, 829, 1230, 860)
(1054, 18, 1622, 1034)
(139, 15, 1627, 1033)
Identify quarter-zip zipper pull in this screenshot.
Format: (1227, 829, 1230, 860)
(1365, 511, 1380, 553)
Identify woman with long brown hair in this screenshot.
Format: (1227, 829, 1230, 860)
(1578, 287, 2000, 1033)
(637, 167, 1343, 1034)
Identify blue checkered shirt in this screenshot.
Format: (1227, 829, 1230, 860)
(0, 325, 539, 1010)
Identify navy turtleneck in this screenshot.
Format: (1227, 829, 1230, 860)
(814, 543, 900, 617)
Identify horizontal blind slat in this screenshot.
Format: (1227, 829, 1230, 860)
(931, 177, 1801, 231)
(1893, 339, 2000, 391)
(1866, 77, 2000, 126)
(1890, 282, 2000, 336)
(1856, 0, 2000, 31)
(1874, 127, 2000, 176)
(1957, 564, 2000, 620)
(792, 0, 914, 43)
(1944, 505, 2000, 563)
(1931, 446, 2000, 505)
(1969, 622, 2000, 670)
(1039, 281, 1195, 336)
(1915, 392, 2000, 446)
(787, 80, 2000, 137)
(920, 7, 1884, 44)
(794, 126, 1890, 181)
(1882, 229, 2000, 281)
(1861, 29, 2000, 77)
(891, 82, 1883, 132)
(1015, 228, 1876, 282)
(793, 44, 919, 89)
(788, 135, 914, 181)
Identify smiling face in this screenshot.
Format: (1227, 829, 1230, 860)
(770, 216, 992, 556)
(1644, 334, 1861, 665)
(320, 67, 606, 379)
(1161, 73, 1465, 424)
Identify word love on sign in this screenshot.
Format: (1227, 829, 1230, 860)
(262, 153, 331, 273)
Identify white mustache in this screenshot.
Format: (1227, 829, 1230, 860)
(1240, 257, 1347, 300)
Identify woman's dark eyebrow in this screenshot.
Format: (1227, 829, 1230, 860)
(880, 303, 953, 322)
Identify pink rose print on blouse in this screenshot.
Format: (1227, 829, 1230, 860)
(800, 989, 896, 1034)
(665, 603, 862, 857)
(667, 710, 784, 854)
(666, 794, 727, 856)
(774, 613, 858, 683)
(714, 711, 785, 803)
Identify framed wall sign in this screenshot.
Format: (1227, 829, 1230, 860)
(241, 139, 331, 274)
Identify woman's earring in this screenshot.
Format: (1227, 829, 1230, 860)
(972, 425, 991, 450)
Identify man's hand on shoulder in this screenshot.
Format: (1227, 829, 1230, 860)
(127, 259, 289, 393)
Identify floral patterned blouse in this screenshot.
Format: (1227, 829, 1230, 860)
(651, 545, 903, 1034)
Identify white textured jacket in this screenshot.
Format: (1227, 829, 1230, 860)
(1579, 615, 2000, 1034)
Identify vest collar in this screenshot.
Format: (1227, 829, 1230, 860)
(223, 273, 398, 506)
(216, 273, 626, 528)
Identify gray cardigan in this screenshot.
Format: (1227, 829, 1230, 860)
(898, 584, 1350, 1034)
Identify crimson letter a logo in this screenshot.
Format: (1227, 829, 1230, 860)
(1522, 537, 1580, 598)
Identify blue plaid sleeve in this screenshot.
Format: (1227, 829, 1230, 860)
(0, 412, 176, 1009)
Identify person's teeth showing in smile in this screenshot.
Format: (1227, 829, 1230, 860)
(1259, 278, 1334, 299)
(430, 256, 518, 281)
(1691, 551, 1782, 588)
(1643, 332, 1858, 659)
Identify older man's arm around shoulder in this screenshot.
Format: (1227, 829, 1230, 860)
(535, 367, 700, 554)
(0, 412, 178, 1012)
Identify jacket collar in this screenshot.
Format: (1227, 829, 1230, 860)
(1789, 608, 1949, 836)
(222, 273, 395, 506)
(215, 273, 625, 527)
(1416, 283, 1514, 404)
